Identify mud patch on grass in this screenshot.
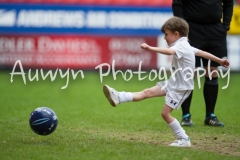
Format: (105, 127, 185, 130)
(78, 127, 240, 157)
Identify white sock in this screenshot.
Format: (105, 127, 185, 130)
(168, 118, 189, 140)
(119, 92, 133, 103)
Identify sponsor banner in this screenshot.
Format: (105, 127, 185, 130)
(157, 35, 172, 70)
(229, 6, 240, 34)
(227, 35, 240, 71)
(0, 35, 157, 69)
(0, 4, 172, 36)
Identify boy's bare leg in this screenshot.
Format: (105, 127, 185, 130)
(132, 86, 166, 101)
(103, 85, 165, 107)
(161, 104, 174, 124)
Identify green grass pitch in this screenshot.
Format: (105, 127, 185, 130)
(0, 70, 240, 160)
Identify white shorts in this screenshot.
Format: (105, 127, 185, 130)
(157, 81, 192, 110)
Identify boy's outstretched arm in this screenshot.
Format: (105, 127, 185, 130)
(141, 43, 175, 55)
(195, 50, 230, 68)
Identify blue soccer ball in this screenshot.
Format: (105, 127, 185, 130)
(29, 107, 58, 135)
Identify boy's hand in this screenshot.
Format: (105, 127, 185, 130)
(141, 43, 150, 50)
(220, 59, 230, 68)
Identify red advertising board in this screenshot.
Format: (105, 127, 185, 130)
(0, 35, 157, 69)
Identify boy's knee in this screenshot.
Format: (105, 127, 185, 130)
(143, 88, 153, 97)
(161, 111, 167, 119)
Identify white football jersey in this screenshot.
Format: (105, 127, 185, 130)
(169, 37, 199, 90)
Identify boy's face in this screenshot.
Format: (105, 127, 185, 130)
(163, 29, 179, 46)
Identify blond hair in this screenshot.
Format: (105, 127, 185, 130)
(161, 17, 189, 37)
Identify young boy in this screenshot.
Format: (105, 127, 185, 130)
(102, 17, 229, 147)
